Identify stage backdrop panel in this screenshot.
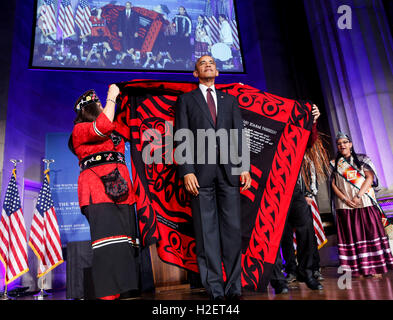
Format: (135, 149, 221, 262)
(114, 80, 314, 291)
(45, 132, 90, 244)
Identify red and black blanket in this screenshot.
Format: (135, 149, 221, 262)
(100, 4, 168, 53)
(114, 80, 314, 291)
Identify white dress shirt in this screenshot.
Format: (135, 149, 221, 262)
(199, 83, 218, 114)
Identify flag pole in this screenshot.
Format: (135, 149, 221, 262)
(0, 283, 10, 300)
(33, 159, 55, 300)
(0, 159, 23, 300)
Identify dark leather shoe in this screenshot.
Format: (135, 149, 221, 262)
(275, 285, 289, 294)
(272, 281, 289, 294)
(313, 270, 324, 281)
(226, 294, 242, 301)
(297, 274, 323, 290)
(305, 277, 323, 290)
(211, 295, 225, 301)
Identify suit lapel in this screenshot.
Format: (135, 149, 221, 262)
(192, 88, 215, 127)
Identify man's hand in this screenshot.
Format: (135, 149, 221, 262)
(312, 104, 321, 123)
(118, 31, 123, 37)
(184, 173, 200, 196)
(305, 197, 313, 206)
(240, 171, 252, 192)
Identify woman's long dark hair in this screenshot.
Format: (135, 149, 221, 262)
(73, 101, 102, 124)
(69, 97, 102, 155)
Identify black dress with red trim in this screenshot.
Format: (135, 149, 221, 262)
(71, 112, 139, 298)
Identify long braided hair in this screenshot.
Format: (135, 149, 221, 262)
(301, 132, 332, 190)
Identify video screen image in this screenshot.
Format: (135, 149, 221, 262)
(31, 0, 244, 72)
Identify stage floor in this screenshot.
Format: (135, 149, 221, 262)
(10, 267, 393, 301)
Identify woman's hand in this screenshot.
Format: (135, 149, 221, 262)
(107, 84, 120, 101)
(332, 176, 358, 208)
(312, 104, 321, 123)
(351, 195, 362, 207)
(343, 197, 357, 208)
(103, 84, 120, 122)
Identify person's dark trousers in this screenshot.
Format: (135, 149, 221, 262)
(284, 183, 316, 280)
(270, 249, 288, 293)
(270, 249, 287, 284)
(190, 165, 242, 299)
(312, 233, 321, 272)
(188, 271, 203, 289)
(281, 220, 298, 276)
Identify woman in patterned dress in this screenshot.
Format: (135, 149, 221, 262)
(331, 132, 393, 278)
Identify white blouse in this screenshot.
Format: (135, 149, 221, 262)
(333, 157, 375, 210)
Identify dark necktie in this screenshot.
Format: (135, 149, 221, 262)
(206, 88, 216, 125)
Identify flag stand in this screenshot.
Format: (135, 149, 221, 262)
(0, 159, 23, 300)
(33, 159, 55, 300)
(0, 284, 15, 300)
(34, 275, 51, 300)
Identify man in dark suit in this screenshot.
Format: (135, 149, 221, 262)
(118, 2, 139, 52)
(175, 55, 251, 300)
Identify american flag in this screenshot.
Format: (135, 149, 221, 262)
(28, 170, 63, 278)
(58, 0, 75, 39)
(39, 0, 57, 37)
(75, 0, 92, 38)
(293, 197, 327, 251)
(0, 170, 29, 284)
(204, 16, 240, 50)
